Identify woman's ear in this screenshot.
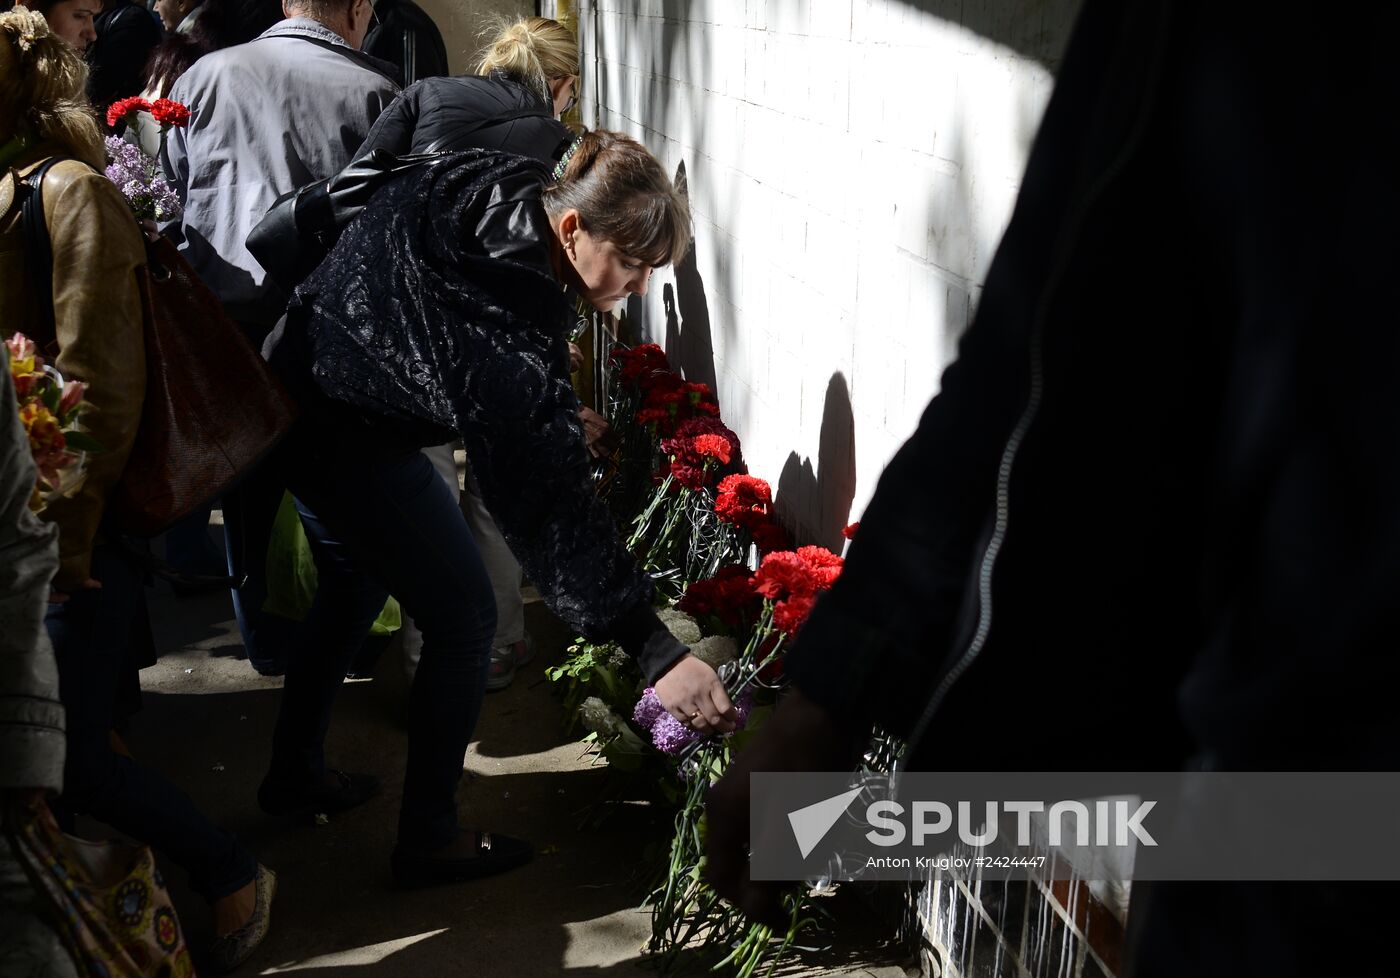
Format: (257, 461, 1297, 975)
(558, 209, 580, 256)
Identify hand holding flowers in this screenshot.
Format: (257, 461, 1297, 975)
(102, 97, 190, 223)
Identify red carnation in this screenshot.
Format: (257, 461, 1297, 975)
(659, 418, 741, 489)
(773, 591, 817, 635)
(610, 343, 671, 388)
(752, 550, 817, 601)
(796, 545, 843, 590)
(679, 565, 761, 632)
(843, 522, 860, 540)
(149, 98, 191, 128)
(715, 474, 772, 531)
(691, 433, 732, 465)
(106, 96, 152, 128)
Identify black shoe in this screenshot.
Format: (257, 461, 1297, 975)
(257, 769, 380, 817)
(390, 832, 533, 888)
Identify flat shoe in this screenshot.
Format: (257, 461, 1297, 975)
(258, 769, 379, 817)
(390, 831, 533, 888)
(206, 864, 276, 974)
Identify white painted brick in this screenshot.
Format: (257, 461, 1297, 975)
(744, 0, 767, 32)
(803, 218, 860, 313)
(808, 0, 852, 40)
(586, 0, 1071, 532)
(768, 0, 810, 37)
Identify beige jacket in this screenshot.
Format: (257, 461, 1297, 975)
(0, 146, 147, 589)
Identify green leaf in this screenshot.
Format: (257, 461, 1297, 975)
(61, 431, 104, 453)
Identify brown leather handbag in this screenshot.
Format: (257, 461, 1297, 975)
(20, 159, 296, 537)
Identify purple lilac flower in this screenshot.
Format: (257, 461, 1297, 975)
(632, 687, 665, 731)
(651, 713, 701, 755)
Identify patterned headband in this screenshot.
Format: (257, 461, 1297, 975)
(552, 135, 585, 182)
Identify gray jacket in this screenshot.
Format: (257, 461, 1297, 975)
(162, 18, 398, 326)
(0, 350, 64, 792)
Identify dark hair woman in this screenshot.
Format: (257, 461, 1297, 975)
(351, 14, 583, 692)
(261, 130, 736, 887)
(0, 9, 273, 971)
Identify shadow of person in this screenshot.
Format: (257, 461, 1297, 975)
(662, 161, 717, 391)
(775, 373, 857, 551)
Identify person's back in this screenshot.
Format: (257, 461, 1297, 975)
(87, 0, 161, 114)
(163, 9, 397, 328)
(359, 0, 446, 87)
(357, 71, 571, 162)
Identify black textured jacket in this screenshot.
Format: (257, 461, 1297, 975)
(785, 0, 1400, 774)
(357, 71, 572, 162)
(268, 150, 684, 682)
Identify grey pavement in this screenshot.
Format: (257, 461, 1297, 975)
(120, 564, 915, 977)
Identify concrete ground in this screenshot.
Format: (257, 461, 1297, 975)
(119, 564, 917, 978)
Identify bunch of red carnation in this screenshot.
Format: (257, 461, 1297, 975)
(635, 373, 720, 436)
(658, 417, 740, 490)
(714, 474, 791, 554)
(751, 545, 844, 635)
(106, 96, 190, 129)
(610, 343, 671, 390)
(678, 564, 763, 634)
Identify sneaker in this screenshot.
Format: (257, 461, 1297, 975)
(485, 645, 516, 692)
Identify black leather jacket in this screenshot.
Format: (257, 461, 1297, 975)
(357, 71, 572, 162)
(268, 150, 685, 682)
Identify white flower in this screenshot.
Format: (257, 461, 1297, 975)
(657, 607, 702, 645)
(690, 635, 738, 670)
(579, 697, 628, 739)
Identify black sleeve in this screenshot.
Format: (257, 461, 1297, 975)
(355, 82, 423, 159)
(87, 3, 162, 113)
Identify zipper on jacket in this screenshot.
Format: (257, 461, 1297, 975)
(902, 2, 1175, 763)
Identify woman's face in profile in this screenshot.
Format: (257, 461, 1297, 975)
(569, 230, 654, 313)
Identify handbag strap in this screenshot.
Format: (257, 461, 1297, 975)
(18, 158, 62, 353)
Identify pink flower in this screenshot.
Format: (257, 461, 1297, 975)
(57, 379, 87, 417)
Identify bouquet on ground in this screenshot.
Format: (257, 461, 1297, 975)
(6, 333, 97, 508)
(103, 97, 189, 222)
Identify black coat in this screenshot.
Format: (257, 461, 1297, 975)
(268, 151, 684, 682)
(87, 0, 161, 114)
(357, 71, 572, 163)
(360, 0, 448, 87)
(785, 0, 1400, 775)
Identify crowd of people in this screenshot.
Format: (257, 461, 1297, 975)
(1, 3, 732, 974)
(5, 0, 1393, 976)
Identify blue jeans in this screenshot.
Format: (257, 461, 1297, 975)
(223, 463, 299, 673)
(275, 442, 495, 850)
(45, 546, 256, 901)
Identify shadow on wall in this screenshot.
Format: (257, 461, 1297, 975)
(897, 0, 1084, 71)
(661, 161, 718, 391)
(776, 373, 857, 552)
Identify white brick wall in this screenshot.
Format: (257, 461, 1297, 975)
(557, 0, 1082, 548)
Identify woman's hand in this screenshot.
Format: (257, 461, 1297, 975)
(568, 342, 585, 374)
(577, 406, 618, 458)
(654, 653, 738, 735)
